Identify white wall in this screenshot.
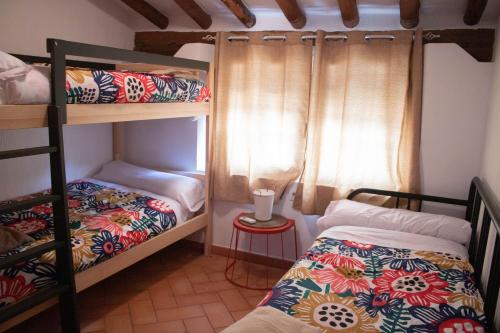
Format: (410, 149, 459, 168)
(0, 0, 134, 200)
(482, 24, 500, 199)
(421, 44, 493, 216)
(481, 18, 500, 330)
(121, 43, 215, 172)
(122, 118, 198, 171)
(0, 0, 134, 55)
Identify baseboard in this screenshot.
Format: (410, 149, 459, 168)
(178, 239, 295, 270)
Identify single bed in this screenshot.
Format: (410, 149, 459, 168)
(225, 178, 499, 333)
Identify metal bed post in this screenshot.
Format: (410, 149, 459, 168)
(47, 39, 80, 332)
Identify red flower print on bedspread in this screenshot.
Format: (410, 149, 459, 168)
(6, 217, 47, 235)
(120, 230, 149, 250)
(0, 276, 35, 307)
(373, 269, 450, 307)
(312, 267, 370, 294)
(312, 252, 365, 270)
(113, 72, 156, 103)
(146, 199, 174, 214)
(83, 208, 139, 236)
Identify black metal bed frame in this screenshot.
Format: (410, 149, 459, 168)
(348, 177, 500, 331)
(0, 39, 209, 332)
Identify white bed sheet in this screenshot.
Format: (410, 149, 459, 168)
(83, 178, 192, 224)
(320, 225, 469, 259)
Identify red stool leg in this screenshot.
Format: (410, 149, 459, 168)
(246, 232, 253, 287)
(294, 225, 298, 260)
(226, 227, 235, 271)
(232, 229, 241, 280)
(281, 231, 284, 262)
(266, 233, 269, 289)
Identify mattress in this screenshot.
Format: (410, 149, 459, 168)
(65, 68, 210, 104)
(0, 179, 183, 309)
(0, 65, 211, 105)
(258, 226, 487, 332)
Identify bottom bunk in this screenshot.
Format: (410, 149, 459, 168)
(0, 176, 210, 331)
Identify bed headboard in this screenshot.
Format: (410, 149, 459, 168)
(348, 177, 500, 330)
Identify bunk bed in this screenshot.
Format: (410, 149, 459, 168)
(0, 39, 215, 332)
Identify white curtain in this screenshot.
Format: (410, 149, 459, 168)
(212, 32, 314, 202)
(294, 30, 423, 214)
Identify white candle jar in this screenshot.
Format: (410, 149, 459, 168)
(253, 189, 275, 221)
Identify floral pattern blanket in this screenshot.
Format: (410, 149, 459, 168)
(65, 68, 211, 104)
(0, 181, 176, 308)
(258, 237, 487, 333)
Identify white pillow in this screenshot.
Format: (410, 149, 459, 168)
(94, 161, 205, 212)
(317, 199, 471, 245)
(3, 65, 50, 104)
(0, 51, 27, 72)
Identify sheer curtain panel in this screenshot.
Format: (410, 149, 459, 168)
(212, 32, 314, 202)
(294, 30, 423, 214)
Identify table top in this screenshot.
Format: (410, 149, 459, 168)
(233, 212, 295, 234)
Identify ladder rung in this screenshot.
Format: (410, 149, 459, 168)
(0, 194, 60, 215)
(0, 284, 69, 323)
(0, 146, 58, 160)
(0, 240, 64, 270)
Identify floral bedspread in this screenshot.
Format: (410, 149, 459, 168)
(66, 68, 211, 104)
(258, 237, 487, 333)
(0, 180, 177, 308)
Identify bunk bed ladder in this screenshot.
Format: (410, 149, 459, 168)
(0, 105, 79, 331)
(0, 46, 79, 331)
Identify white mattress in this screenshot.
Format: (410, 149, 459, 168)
(83, 177, 191, 224)
(319, 225, 469, 259)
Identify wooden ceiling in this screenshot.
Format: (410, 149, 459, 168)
(119, 0, 490, 30)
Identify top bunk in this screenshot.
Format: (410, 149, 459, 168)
(0, 39, 212, 129)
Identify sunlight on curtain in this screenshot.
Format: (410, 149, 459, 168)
(294, 30, 422, 214)
(213, 32, 313, 203)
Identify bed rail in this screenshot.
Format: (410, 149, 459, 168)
(348, 177, 500, 331)
(10, 53, 116, 70)
(46, 39, 209, 70)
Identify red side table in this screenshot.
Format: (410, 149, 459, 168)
(225, 212, 298, 290)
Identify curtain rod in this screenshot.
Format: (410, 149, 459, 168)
(225, 33, 410, 42)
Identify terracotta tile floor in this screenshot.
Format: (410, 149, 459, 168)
(8, 243, 288, 333)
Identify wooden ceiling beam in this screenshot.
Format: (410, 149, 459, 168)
(463, 0, 488, 25)
(121, 0, 168, 29)
(274, 0, 306, 29)
(135, 32, 216, 56)
(400, 0, 420, 29)
(174, 0, 212, 30)
(220, 0, 256, 28)
(338, 0, 359, 28)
